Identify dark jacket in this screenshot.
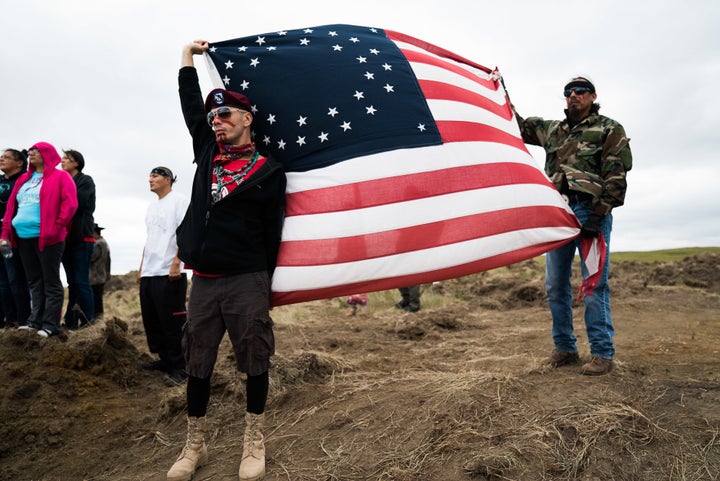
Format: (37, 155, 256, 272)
(66, 172, 96, 244)
(176, 66, 286, 276)
(0, 171, 23, 227)
(90, 236, 111, 285)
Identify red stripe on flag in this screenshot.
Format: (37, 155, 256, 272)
(285, 162, 550, 217)
(418, 80, 513, 120)
(436, 121, 529, 152)
(272, 239, 569, 306)
(384, 29, 493, 75)
(277, 205, 578, 266)
(401, 49, 497, 90)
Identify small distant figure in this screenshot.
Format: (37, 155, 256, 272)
(395, 285, 421, 312)
(346, 293, 368, 316)
(89, 223, 111, 320)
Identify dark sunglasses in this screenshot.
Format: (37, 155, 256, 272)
(206, 106, 244, 126)
(564, 87, 592, 97)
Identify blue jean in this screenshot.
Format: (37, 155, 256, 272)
(62, 241, 95, 329)
(545, 200, 614, 359)
(0, 247, 32, 325)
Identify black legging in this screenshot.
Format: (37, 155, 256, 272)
(187, 371, 269, 417)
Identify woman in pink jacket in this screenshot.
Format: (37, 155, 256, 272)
(0, 142, 78, 337)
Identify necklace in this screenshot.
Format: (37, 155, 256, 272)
(212, 150, 259, 203)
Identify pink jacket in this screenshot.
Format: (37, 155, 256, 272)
(1, 142, 78, 251)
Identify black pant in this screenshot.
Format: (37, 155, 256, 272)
(399, 285, 421, 309)
(92, 283, 105, 317)
(139, 275, 187, 371)
(17, 239, 65, 333)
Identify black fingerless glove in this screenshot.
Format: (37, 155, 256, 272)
(580, 214, 603, 238)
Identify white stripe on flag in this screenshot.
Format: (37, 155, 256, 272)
(281, 183, 568, 241)
(426, 99, 518, 135)
(284, 142, 543, 193)
(408, 61, 507, 105)
(272, 226, 577, 291)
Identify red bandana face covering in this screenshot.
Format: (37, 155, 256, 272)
(216, 142, 256, 158)
(211, 143, 265, 203)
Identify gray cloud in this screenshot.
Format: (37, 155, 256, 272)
(1, 0, 718, 273)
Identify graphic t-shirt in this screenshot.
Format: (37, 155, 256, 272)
(12, 172, 43, 238)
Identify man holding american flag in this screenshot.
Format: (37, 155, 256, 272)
(167, 40, 286, 481)
(513, 76, 633, 376)
(166, 23, 586, 480)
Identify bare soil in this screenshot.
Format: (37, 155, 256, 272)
(0, 252, 718, 481)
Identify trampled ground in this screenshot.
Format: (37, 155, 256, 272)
(0, 251, 718, 481)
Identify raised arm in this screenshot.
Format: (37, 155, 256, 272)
(182, 40, 209, 68)
(179, 40, 215, 150)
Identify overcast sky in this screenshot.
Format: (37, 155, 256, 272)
(1, 0, 718, 274)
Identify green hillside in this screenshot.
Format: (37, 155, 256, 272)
(611, 246, 720, 263)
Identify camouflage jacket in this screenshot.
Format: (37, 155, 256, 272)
(514, 109, 632, 216)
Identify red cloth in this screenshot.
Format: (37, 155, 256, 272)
(212, 156, 266, 198)
(212, 144, 266, 201)
(577, 233, 607, 301)
(346, 293, 368, 306)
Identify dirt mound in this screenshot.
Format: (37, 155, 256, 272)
(0, 251, 719, 480)
(45, 319, 139, 385)
(0, 318, 147, 479)
(2, 318, 138, 388)
(647, 252, 720, 290)
(438, 259, 549, 310)
(105, 271, 138, 293)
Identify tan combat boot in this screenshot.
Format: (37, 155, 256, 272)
(167, 416, 209, 481)
(238, 412, 265, 481)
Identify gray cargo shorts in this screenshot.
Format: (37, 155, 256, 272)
(182, 271, 275, 378)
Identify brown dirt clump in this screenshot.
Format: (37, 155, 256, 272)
(0, 251, 718, 480)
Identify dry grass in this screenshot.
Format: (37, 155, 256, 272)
(189, 359, 720, 480)
(3, 253, 717, 481)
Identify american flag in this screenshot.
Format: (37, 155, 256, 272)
(204, 24, 580, 306)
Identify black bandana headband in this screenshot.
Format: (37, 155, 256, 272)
(151, 167, 177, 183)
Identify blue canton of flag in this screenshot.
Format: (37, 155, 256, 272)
(206, 25, 442, 172)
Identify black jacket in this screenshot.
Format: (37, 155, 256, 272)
(66, 172, 96, 244)
(177, 67, 286, 276)
(0, 171, 23, 224)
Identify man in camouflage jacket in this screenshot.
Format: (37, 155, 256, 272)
(513, 76, 632, 376)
